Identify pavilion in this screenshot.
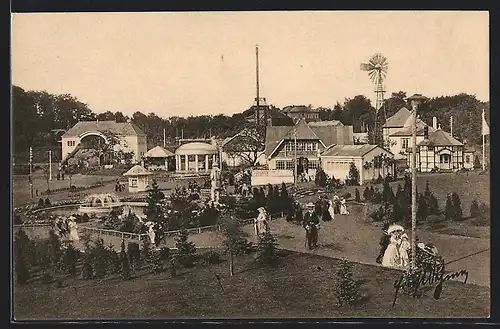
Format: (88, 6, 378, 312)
(174, 142, 220, 172)
(143, 145, 175, 171)
(123, 164, 153, 193)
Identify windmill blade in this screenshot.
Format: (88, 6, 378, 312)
(360, 63, 373, 71)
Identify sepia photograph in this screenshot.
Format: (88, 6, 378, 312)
(11, 10, 490, 320)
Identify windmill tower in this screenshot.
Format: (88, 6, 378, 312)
(361, 53, 389, 145)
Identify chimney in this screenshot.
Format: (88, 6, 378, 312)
(432, 117, 437, 130)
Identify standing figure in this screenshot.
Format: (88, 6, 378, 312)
(340, 197, 350, 215)
(333, 195, 341, 214)
(327, 200, 335, 221)
(241, 183, 249, 197)
(303, 207, 319, 249)
(376, 223, 391, 264)
(67, 216, 79, 242)
(210, 162, 221, 203)
(399, 233, 411, 268)
(382, 227, 403, 268)
(145, 221, 156, 245)
(254, 207, 269, 237)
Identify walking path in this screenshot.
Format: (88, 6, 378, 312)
(75, 205, 489, 287)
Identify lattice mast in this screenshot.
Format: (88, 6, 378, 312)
(361, 53, 389, 143)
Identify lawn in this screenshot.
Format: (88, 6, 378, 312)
(13, 251, 489, 320)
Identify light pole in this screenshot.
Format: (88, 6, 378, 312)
(293, 125, 298, 188)
(406, 93, 427, 269)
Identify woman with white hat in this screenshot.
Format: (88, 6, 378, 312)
(254, 207, 269, 237)
(381, 224, 404, 268)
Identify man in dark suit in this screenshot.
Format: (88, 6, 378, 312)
(376, 222, 391, 264)
(303, 208, 319, 249)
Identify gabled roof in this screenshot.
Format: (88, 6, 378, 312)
(265, 125, 295, 158)
(310, 125, 353, 148)
(321, 144, 393, 157)
(62, 121, 146, 138)
(282, 119, 322, 141)
(308, 120, 343, 127)
(144, 146, 174, 158)
(123, 165, 153, 176)
(383, 107, 411, 128)
(417, 128, 463, 147)
(389, 121, 437, 137)
(283, 105, 319, 114)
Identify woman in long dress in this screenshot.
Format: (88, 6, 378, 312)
(340, 198, 349, 215)
(68, 217, 79, 242)
(327, 200, 335, 221)
(255, 207, 269, 237)
(382, 231, 403, 267)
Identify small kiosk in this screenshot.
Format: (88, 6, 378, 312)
(123, 165, 153, 193)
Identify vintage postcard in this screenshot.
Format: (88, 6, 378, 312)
(11, 11, 490, 321)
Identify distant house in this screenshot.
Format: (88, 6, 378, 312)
(265, 119, 353, 180)
(61, 120, 147, 163)
(244, 99, 294, 126)
(123, 164, 153, 193)
(321, 144, 394, 185)
(407, 126, 472, 172)
(220, 127, 266, 167)
(282, 105, 320, 122)
(383, 107, 437, 159)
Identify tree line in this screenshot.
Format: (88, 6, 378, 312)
(13, 85, 489, 162)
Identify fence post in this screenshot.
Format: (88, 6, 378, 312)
(198, 228, 201, 234)
(121, 232, 124, 240)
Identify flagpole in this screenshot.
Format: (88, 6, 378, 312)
(482, 109, 486, 171)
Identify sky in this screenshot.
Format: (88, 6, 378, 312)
(11, 11, 489, 118)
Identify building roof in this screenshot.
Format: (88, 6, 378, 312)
(464, 147, 476, 153)
(62, 120, 146, 138)
(123, 165, 153, 176)
(417, 128, 463, 147)
(282, 105, 319, 114)
(307, 120, 344, 127)
(383, 107, 411, 128)
(321, 144, 392, 157)
(265, 119, 354, 158)
(144, 145, 174, 158)
(389, 122, 437, 137)
(175, 142, 218, 156)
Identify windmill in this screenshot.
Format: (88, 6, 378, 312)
(361, 53, 389, 145)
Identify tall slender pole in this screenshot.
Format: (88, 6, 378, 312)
(294, 126, 298, 187)
(163, 128, 166, 148)
(48, 150, 52, 180)
(29, 146, 33, 199)
(483, 133, 486, 172)
(256, 45, 260, 128)
(411, 103, 418, 269)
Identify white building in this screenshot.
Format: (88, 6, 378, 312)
(383, 107, 437, 159)
(61, 120, 147, 163)
(123, 164, 153, 193)
(143, 145, 175, 171)
(174, 142, 220, 172)
(321, 144, 394, 185)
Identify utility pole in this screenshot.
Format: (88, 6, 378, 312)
(29, 147, 33, 199)
(407, 94, 427, 269)
(255, 44, 260, 128)
(294, 124, 298, 188)
(163, 128, 166, 148)
(48, 150, 52, 180)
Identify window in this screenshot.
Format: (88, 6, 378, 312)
(131, 178, 138, 187)
(276, 160, 289, 170)
(428, 146, 434, 151)
(67, 140, 75, 147)
(308, 160, 319, 169)
(402, 138, 409, 150)
(466, 155, 470, 163)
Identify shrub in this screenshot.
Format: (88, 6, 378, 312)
(38, 198, 45, 207)
(141, 239, 151, 263)
(14, 229, 31, 285)
(120, 240, 131, 280)
(255, 231, 279, 266)
(473, 155, 481, 169)
(14, 214, 23, 225)
(150, 248, 164, 273)
(60, 244, 80, 277)
(472, 203, 490, 226)
(44, 198, 51, 206)
(198, 249, 222, 265)
(159, 246, 171, 261)
(174, 229, 197, 268)
(451, 192, 463, 221)
(470, 200, 479, 218)
(334, 259, 360, 307)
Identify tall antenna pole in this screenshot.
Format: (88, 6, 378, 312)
(48, 150, 52, 181)
(163, 128, 166, 148)
(29, 147, 33, 199)
(256, 45, 260, 128)
(294, 125, 298, 188)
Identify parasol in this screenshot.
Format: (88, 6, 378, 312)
(387, 224, 405, 234)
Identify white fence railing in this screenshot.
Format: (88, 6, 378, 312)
(251, 169, 293, 177)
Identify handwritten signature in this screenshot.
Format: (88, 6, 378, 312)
(392, 266, 468, 307)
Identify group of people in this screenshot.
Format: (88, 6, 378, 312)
(53, 216, 80, 242)
(376, 223, 440, 269)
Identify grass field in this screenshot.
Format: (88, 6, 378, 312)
(13, 251, 489, 320)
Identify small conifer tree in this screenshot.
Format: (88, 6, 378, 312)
(451, 192, 463, 221)
(255, 231, 279, 266)
(445, 195, 453, 221)
(14, 229, 31, 285)
(174, 229, 197, 268)
(346, 162, 360, 186)
(470, 200, 480, 218)
(355, 188, 361, 202)
(334, 259, 360, 307)
(120, 240, 131, 280)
